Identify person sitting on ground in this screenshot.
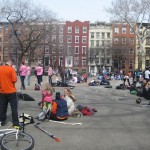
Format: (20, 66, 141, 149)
(42, 83, 54, 112)
(71, 75, 78, 84)
(62, 88, 76, 115)
(50, 92, 69, 121)
(123, 74, 130, 86)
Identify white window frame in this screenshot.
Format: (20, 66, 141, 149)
(75, 36, 79, 43)
(67, 35, 72, 43)
(114, 27, 119, 34)
(82, 57, 86, 67)
(114, 37, 119, 44)
(59, 35, 63, 43)
(74, 46, 79, 54)
(75, 26, 79, 33)
(82, 36, 87, 43)
(122, 37, 126, 44)
(83, 26, 87, 34)
(68, 26, 72, 33)
(82, 46, 86, 55)
(122, 27, 127, 34)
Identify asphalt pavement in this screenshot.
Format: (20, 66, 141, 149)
(2, 75, 150, 150)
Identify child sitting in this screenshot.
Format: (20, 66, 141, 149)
(41, 83, 54, 114)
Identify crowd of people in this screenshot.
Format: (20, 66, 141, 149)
(0, 59, 149, 127)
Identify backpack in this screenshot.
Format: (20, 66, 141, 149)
(17, 92, 35, 101)
(36, 109, 50, 121)
(19, 113, 34, 125)
(35, 83, 40, 90)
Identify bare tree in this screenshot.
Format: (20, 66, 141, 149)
(0, 0, 57, 67)
(107, 0, 150, 69)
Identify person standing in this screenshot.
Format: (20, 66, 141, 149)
(48, 65, 53, 85)
(35, 64, 43, 86)
(144, 67, 150, 87)
(0, 60, 20, 128)
(19, 62, 27, 90)
(26, 64, 31, 86)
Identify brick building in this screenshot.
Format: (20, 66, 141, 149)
(112, 22, 136, 74)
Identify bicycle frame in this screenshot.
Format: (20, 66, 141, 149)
(0, 128, 19, 139)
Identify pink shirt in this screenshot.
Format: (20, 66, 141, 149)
(26, 66, 31, 76)
(42, 90, 53, 103)
(19, 65, 27, 76)
(48, 67, 53, 76)
(35, 66, 43, 75)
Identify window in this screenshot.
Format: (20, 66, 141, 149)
(102, 33, 105, 39)
(68, 26, 72, 33)
(5, 27, 8, 34)
(129, 48, 134, 55)
(83, 26, 87, 33)
(67, 46, 72, 54)
(59, 26, 63, 33)
(59, 35, 63, 43)
(102, 41, 105, 46)
(96, 40, 100, 47)
(45, 35, 49, 43)
(75, 26, 79, 33)
(130, 28, 134, 34)
(52, 27, 56, 33)
(114, 37, 119, 44)
(91, 40, 94, 48)
(52, 35, 56, 43)
(82, 46, 86, 55)
(82, 58, 86, 67)
(129, 38, 134, 44)
(122, 27, 126, 34)
(114, 27, 119, 34)
(45, 46, 49, 53)
(75, 36, 79, 43)
(107, 33, 110, 38)
(74, 46, 79, 54)
(82, 36, 87, 43)
(91, 32, 94, 38)
(59, 46, 63, 53)
(107, 58, 110, 64)
(122, 37, 126, 44)
(74, 57, 79, 67)
(67, 35, 72, 43)
(5, 36, 8, 43)
(52, 45, 56, 53)
(96, 32, 100, 39)
(129, 60, 133, 68)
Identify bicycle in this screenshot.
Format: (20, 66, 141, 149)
(0, 113, 34, 150)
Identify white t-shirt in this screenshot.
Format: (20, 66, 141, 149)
(144, 70, 150, 79)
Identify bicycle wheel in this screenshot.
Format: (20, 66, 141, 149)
(0, 132, 34, 150)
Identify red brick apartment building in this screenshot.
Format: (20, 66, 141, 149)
(112, 23, 136, 74)
(64, 20, 89, 73)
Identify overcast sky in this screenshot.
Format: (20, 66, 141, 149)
(33, 0, 113, 23)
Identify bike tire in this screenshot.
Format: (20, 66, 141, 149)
(0, 132, 34, 150)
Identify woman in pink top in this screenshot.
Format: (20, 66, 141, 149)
(35, 64, 43, 86)
(48, 65, 53, 85)
(19, 62, 27, 90)
(26, 64, 31, 86)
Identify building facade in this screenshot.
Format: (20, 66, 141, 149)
(112, 23, 136, 74)
(89, 21, 112, 75)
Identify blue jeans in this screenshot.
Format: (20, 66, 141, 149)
(26, 75, 30, 86)
(0, 93, 20, 126)
(20, 75, 25, 89)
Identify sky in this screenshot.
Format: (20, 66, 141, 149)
(33, 0, 113, 23)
